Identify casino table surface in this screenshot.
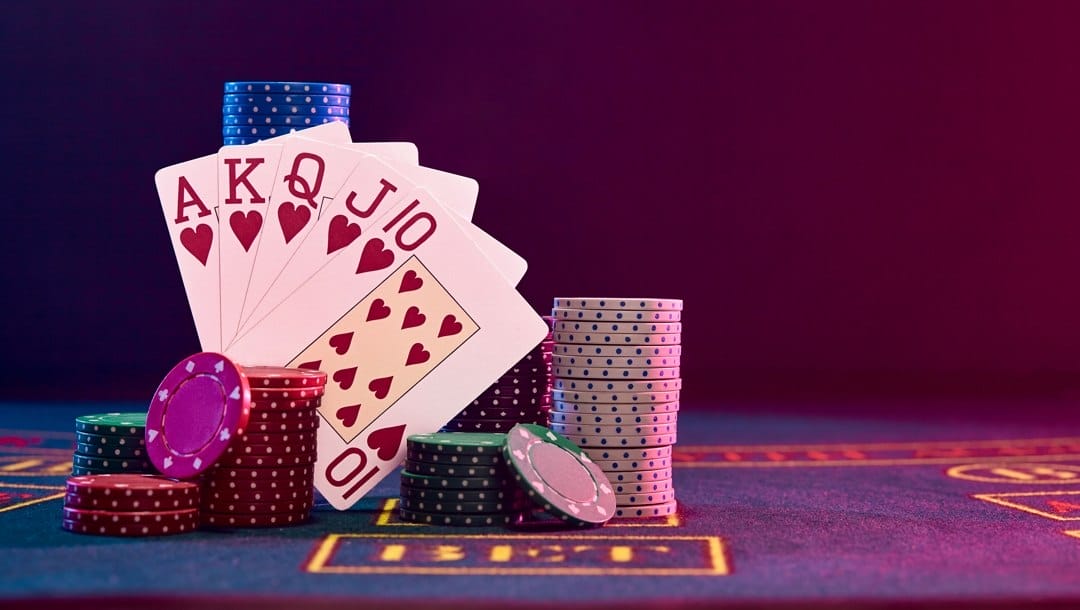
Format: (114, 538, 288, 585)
(2, 400, 1079, 610)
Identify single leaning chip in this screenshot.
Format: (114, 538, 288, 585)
(145, 352, 252, 479)
(503, 423, 615, 527)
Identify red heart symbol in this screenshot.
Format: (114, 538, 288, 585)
(335, 403, 362, 428)
(366, 424, 406, 461)
(179, 224, 213, 266)
(326, 214, 361, 254)
(366, 299, 391, 322)
(332, 366, 357, 390)
(402, 306, 426, 329)
(399, 269, 423, 292)
(328, 332, 353, 355)
(369, 376, 393, 399)
(355, 238, 394, 274)
(278, 202, 311, 244)
(405, 343, 430, 366)
(229, 210, 263, 252)
(296, 360, 322, 370)
(438, 315, 464, 338)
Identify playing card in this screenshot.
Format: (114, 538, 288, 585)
(216, 142, 283, 348)
(154, 153, 222, 350)
(407, 166, 526, 285)
(216, 133, 419, 347)
(155, 123, 360, 350)
(232, 223, 523, 352)
(235, 137, 379, 339)
(349, 141, 419, 166)
(227, 154, 415, 345)
(448, 213, 527, 286)
(262, 188, 546, 508)
(291, 257, 479, 443)
(228, 153, 501, 345)
(406, 165, 478, 223)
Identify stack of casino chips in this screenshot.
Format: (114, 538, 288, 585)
(198, 366, 327, 528)
(548, 298, 682, 518)
(62, 474, 200, 537)
(399, 432, 530, 526)
(440, 316, 554, 432)
(222, 81, 351, 145)
(71, 413, 156, 476)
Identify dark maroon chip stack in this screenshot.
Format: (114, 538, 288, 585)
(441, 316, 554, 432)
(62, 474, 201, 537)
(199, 366, 326, 528)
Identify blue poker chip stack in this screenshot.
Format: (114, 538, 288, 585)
(222, 81, 351, 145)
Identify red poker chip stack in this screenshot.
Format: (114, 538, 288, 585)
(198, 365, 326, 528)
(61, 474, 200, 537)
(548, 298, 682, 519)
(440, 315, 553, 433)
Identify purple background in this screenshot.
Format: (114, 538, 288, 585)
(4, 1, 1080, 405)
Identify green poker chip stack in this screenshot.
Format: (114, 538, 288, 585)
(398, 432, 532, 526)
(71, 413, 157, 476)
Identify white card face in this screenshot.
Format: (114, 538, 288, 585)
(215, 122, 356, 345)
(229, 154, 418, 343)
(236, 138, 374, 336)
(216, 143, 284, 347)
(407, 165, 477, 221)
(229, 159, 523, 344)
(154, 153, 221, 351)
(229, 154, 494, 342)
(402, 168, 526, 285)
(229, 188, 547, 508)
(450, 214, 527, 287)
(216, 139, 415, 347)
(345, 142, 419, 166)
(292, 257, 480, 446)
(399, 167, 530, 284)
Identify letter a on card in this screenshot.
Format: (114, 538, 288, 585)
(155, 153, 221, 350)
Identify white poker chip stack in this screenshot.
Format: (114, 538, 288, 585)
(547, 298, 682, 518)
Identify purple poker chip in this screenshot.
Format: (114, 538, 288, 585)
(146, 352, 251, 479)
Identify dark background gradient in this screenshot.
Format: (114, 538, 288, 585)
(4, 1, 1080, 406)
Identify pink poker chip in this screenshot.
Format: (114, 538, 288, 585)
(146, 352, 251, 479)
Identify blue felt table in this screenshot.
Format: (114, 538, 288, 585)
(2, 400, 1079, 609)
